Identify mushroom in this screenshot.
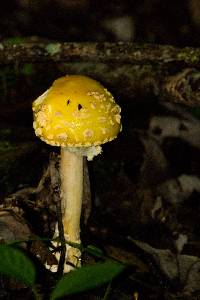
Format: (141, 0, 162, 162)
(32, 75, 122, 272)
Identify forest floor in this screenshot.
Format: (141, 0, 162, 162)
(0, 76, 200, 299)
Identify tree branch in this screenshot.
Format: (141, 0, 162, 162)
(0, 42, 200, 66)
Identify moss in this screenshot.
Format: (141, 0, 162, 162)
(5, 36, 26, 45)
(177, 49, 200, 65)
(45, 43, 61, 56)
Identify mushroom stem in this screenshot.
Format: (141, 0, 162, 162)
(60, 147, 83, 272)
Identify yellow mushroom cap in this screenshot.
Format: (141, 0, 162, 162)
(32, 75, 122, 148)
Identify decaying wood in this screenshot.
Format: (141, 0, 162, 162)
(162, 68, 200, 106)
(0, 42, 200, 105)
(0, 42, 200, 66)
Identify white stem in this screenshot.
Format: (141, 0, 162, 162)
(60, 147, 83, 271)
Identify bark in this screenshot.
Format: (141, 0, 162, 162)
(1, 42, 200, 66)
(1, 41, 200, 106)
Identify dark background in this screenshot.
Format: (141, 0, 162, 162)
(0, 0, 200, 45)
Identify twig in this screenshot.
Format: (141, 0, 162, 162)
(49, 153, 66, 277)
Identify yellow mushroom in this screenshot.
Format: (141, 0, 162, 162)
(32, 75, 122, 272)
